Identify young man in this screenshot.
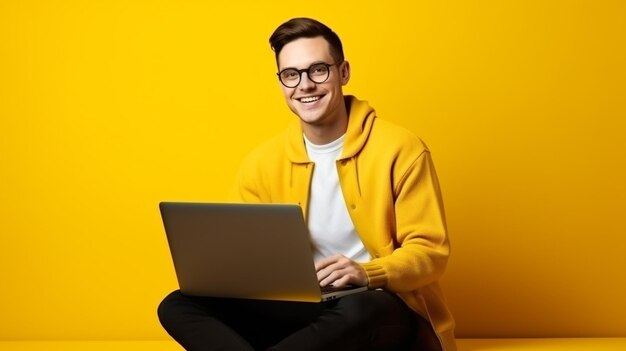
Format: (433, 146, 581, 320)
(158, 18, 456, 351)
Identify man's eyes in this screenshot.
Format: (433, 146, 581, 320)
(282, 70, 299, 79)
(281, 65, 327, 81)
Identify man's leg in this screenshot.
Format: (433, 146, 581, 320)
(269, 290, 415, 351)
(157, 290, 329, 351)
(158, 290, 256, 351)
(158, 289, 416, 351)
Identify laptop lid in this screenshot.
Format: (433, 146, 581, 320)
(159, 202, 366, 302)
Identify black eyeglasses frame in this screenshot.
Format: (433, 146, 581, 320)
(276, 62, 342, 88)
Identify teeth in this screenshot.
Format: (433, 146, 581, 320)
(300, 96, 321, 103)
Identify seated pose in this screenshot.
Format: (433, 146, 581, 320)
(158, 17, 456, 351)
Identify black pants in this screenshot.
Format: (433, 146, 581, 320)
(158, 289, 419, 351)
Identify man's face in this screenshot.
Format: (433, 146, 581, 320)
(277, 36, 350, 131)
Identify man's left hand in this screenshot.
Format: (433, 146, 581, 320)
(315, 254, 368, 288)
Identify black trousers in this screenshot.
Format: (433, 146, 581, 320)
(158, 289, 419, 351)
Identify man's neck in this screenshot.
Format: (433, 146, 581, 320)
(302, 123, 346, 145)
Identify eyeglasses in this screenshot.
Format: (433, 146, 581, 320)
(277, 62, 340, 88)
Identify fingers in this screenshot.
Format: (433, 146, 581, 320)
(315, 254, 367, 288)
(318, 268, 359, 288)
(315, 254, 348, 282)
(314, 255, 337, 272)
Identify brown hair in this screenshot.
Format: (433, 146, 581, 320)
(269, 17, 344, 66)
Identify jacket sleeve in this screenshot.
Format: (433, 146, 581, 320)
(360, 150, 450, 292)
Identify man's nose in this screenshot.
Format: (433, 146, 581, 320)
(298, 72, 316, 90)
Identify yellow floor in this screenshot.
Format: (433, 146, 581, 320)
(457, 338, 626, 351)
(0, 338, 625, 350)
(0, 341, 181, 351)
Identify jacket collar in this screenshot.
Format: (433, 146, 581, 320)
(285, 95, 377, 163)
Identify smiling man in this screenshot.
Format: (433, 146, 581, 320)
(158, 18, 456, 351)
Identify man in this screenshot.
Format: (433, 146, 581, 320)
(158, 17, 456, 351)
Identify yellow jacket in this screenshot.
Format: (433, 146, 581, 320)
(234, 96, 456, 351)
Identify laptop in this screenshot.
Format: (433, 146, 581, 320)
(159, 202, 367, 302)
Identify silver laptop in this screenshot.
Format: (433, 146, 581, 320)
(159, 202, 367, 302)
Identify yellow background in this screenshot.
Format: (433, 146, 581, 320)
(1, 0, 625, 340)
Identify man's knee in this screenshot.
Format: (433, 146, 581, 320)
(334, 290, 409, 326)
(157, 290, 184, 329)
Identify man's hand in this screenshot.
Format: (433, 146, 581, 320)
(315, 254, 368, 288)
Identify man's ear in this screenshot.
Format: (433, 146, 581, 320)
(340, 60, 351, 85)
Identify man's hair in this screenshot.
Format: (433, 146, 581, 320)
(269, 17, 344, 66)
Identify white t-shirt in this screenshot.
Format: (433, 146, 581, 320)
(304, 134, 370, 263)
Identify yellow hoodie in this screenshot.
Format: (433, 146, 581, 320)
(235, 96, 456, 351)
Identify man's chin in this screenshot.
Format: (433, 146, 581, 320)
(293, 107, 322, 123)
(297, 114, 320, 125)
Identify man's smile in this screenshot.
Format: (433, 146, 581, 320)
(297, 95, 324, 103)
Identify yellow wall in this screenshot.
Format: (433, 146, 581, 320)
(1, 0, 624, 340)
